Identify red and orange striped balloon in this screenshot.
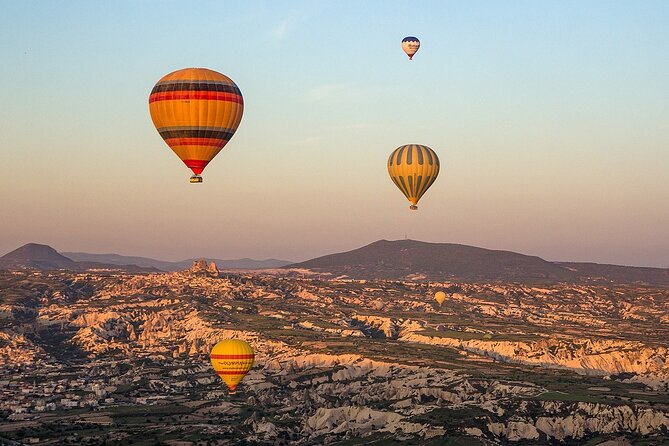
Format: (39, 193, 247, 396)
(149, 68, 243, 182)
(210, 339, 254, 394)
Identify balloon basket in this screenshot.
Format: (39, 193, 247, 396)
(409, 205, 418, 210)
(189, 175, 203, 184)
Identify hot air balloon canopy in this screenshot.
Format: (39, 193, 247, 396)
(401, 36, 421, 60)
(149, 68, 243, 183)
(387, 144, 440, 210)
(210, 339, 254, 394)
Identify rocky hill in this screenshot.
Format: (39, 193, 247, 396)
(287, 239, 669, 285)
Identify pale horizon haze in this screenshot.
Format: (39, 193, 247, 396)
(1, 1, 668, 267)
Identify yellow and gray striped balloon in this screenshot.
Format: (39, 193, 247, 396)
(387, 144, 440, 210)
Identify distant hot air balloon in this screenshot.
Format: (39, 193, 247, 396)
(435, 291, 446, 306)
(387, 144, 440, 210)
(149, 68, 244, 183)
(401, 36, 420, 60)
(210, 339, 254, 394)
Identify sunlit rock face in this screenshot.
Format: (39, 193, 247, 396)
(396, 333, 669, 389)
(488, 401, 669, 441)
(183, 259, 219, 278)
(207, 261, 219, 277)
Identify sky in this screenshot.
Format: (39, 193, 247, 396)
(1, 0, 668, 267)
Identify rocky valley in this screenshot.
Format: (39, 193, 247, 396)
(1, 264, 668, 445)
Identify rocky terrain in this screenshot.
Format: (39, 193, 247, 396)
(0, 267, 668, 445)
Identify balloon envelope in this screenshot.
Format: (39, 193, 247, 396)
(210, 339, 254, 394)
(435, 291, 446, 306)
(387, 144, 440, 210)
(402, 36, 420, 60)
(149, 68, 243, 179)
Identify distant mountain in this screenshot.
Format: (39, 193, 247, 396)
(0, 244, 158, 273)
(0, 243, 77, 270)
(62, 252, 183, 271)
(286, 239, 669, 285)
(6, 241, 667, 285)
(287, 239, 573, 282)
(62, 252, 292, 271)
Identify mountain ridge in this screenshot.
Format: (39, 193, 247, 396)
(63, 252, 292, 271)
(0, 243, 158, 273)
(286, 239, 669, 285)
(1, 244, 291, 272)
(3, 241, 668, 284)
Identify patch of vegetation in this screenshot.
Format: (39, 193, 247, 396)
(533, 391, 608, 404)
(412, 406, 490, 427)
(108, 403, 193, 423)
(418, 328, 484, 341)
(331, 434, 487, 446)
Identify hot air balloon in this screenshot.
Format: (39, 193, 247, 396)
(149, 68, 244, 183)
(435, 291, 446, 306)
(210, 339, 254, 394)
(387, 144, 440, 210)
(401, 36, 420, 60)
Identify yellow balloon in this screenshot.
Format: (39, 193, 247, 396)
(388, 144, 440, 210)
(434, 291, 446, 306)
(210, 339, 254, 394)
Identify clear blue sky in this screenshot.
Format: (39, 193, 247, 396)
(1, 1, 668, 266)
